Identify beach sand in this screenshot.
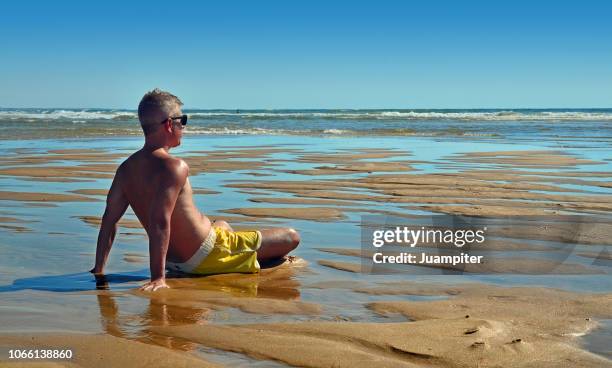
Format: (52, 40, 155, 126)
(0, 137, 611, 367)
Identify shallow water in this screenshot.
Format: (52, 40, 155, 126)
(0, 133, 611, 364)
(583, 319, 612, 360)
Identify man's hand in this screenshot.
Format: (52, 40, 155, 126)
(140, 278, 169, 292)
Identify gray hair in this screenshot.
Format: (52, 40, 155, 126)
(138, 88, 183, 135)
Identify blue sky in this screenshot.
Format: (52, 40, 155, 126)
(1, 1, 611, 108)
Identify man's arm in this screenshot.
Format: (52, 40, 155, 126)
(91, 169, 129, 274)
(142, 159, 188, 291)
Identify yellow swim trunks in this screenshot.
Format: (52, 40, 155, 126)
(166, 227, 261, 275)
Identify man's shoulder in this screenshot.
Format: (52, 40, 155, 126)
(157, 156, 189, 185)
(117, 151, 140, 172)
(161, 155, 189, 173)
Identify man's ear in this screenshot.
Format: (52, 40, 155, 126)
(163, 118, 172, 133)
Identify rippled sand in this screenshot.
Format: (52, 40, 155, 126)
(0, 138, 611, 366)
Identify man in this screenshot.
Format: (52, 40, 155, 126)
(90, 89, 300, 291)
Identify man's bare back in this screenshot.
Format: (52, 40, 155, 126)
(91, 89, 299, 291)
(119, 149, 211, 263)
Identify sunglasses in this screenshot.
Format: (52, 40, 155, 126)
(160, 114, 188, 127)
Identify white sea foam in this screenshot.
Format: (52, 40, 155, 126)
(376, 111, 612, 121)
(323, 129, 348, 134)
(184, 127, 287, 135)
(0, 110, 137, 120)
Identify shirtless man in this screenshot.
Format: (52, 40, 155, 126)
(90, 89, 300, 291)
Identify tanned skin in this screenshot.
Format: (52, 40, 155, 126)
(91, 104, 300, 291)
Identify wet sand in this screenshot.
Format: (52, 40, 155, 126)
(222, 207, 346, 221)
(0, 143, 610, 366)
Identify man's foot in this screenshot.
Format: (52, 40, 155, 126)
(259, 255, 299, 268)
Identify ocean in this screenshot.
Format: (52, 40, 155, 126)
(2, 108, 612, 140)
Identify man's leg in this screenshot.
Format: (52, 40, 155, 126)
(257, 228, 300, 261)
(212, 220, 233, 232)
(213, 220, 299, 261)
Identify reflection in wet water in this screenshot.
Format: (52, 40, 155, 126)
(91, 258, 305, 353)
